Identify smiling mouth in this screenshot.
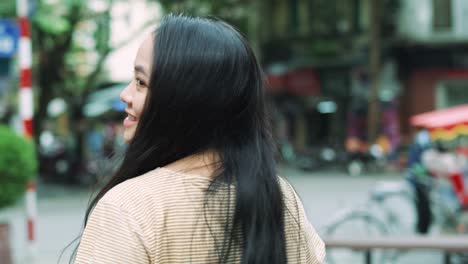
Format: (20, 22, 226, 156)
(123, 113, 138, 127)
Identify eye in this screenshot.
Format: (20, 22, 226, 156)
(135, 78, 146, 87)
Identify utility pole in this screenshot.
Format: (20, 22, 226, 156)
(368, 0, 381, 144)
(17, 0, 37, 262)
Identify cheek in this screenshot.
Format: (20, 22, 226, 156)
(135, 94, 148, 116)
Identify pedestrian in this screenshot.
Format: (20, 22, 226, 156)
(74, 15, 325, 263)
(406, 129, 433, 234)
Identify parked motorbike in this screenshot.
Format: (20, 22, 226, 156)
(38, 130, 71, 182)
(346, 143, 387, 176)
(278, 141, 347, 172)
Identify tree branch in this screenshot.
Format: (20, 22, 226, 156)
(82, 47, 112, 96)
(80, 16, 161, 95)
(67, 2, 160, 98)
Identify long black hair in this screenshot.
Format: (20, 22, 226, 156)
(82, 15, 286, 263)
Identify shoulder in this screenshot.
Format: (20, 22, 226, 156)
(277, 176, 326, 263)
(278, 176, 300, 205)
(99, 168, 184, 215)
(277, 176, 305, 224)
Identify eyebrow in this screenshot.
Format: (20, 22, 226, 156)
(134, 65, 149, 77)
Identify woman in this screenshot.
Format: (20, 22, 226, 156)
(75, 15, 325, 263)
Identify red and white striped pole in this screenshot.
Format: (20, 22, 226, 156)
(17, 0, 37, 261)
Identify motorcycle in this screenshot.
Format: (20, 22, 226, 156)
(38, 130, 72, 182)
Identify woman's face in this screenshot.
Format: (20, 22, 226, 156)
(120, 35, 153, 142)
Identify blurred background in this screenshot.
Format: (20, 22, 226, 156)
(0, 0, 467, 263)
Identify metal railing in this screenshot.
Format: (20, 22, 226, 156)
(323, 235, 468, 264)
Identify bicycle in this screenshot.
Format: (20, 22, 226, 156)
(322, 168, 467, 264)
(322, 178, 416, 264)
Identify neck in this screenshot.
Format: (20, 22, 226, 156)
(164, 150, 221, 177)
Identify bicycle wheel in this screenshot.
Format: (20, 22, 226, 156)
(452, 253, 468, 264)
(324, 210, 389, 264)
(379, 191, 418, 234)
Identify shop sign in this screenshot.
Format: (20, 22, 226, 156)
(285, 68, 320, 96)
(0, 20, 19, 58)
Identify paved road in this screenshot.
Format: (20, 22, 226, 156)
(3, 167, 449, 263)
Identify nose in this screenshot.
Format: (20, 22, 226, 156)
(120, 83, 132, 105)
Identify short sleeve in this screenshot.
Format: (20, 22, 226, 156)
(279, 177, 326, 264)
(299, 200, 326, 263)
(74, 198, 150, 264)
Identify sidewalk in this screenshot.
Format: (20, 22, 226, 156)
(4, 183, 91, 264)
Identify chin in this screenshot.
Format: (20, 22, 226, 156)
(123, 130, 135, 143)
(123, 136, 132, 143)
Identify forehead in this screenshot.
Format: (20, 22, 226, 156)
(135, 35, 154, 71)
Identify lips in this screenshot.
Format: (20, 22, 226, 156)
(127, 115, 137, 121)
(123, 112, 138, 127)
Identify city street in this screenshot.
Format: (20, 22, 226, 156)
(3, 167, 448, 263)
(282, 167, 445, 264)
(2, 1, 468, 264)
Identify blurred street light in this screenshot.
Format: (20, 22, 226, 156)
(47, 98, 67, 117)
(317, 101, 337, 114)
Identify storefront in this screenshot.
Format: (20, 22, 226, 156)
(395, 45, 468, 141)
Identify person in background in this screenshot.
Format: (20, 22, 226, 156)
(74, 15, 325, 263)
(407, 129, 431, 168)
(85, 122, 104, 158)
(406, 129, 432, 234)
(425, 142, 468, 208)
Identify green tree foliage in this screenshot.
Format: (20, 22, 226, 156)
(0, 126, 37, 209)
(30, 0, 111, 178)
(0, 0, 15, 18)
(32, 0, 109, 108)
(158, 0, 251, 34)
(31, 0, 158, 179)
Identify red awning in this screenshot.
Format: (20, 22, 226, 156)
(410, 104, 468, 129)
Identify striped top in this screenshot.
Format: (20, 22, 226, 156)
(75, 167, 325, 263)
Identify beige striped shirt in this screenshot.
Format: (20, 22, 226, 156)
(75, 167, 325, 263)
